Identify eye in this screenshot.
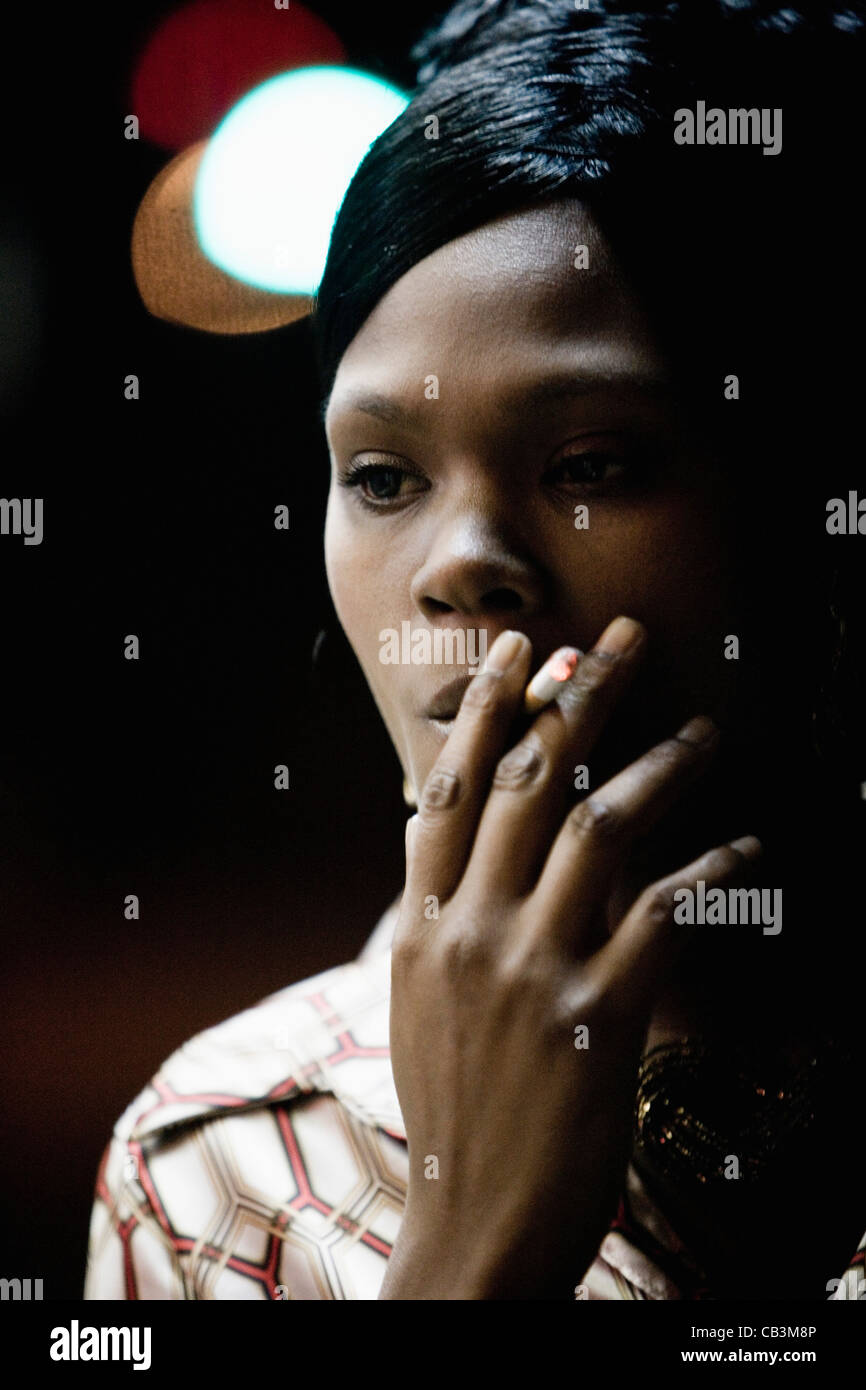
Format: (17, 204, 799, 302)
(544, 450, 631, 488)
(339, 460, 428, 510)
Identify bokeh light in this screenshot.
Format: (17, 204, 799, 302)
(132, 142, 314, 334)
(193, 67, 409, 295)
(130, 0, 346, 150)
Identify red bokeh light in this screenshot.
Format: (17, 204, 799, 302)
(130, 0, 346, 150)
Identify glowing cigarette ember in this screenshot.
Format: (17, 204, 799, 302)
(523, 647, 581, 714)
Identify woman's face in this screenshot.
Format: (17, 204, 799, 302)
(323, 199, 748, 810)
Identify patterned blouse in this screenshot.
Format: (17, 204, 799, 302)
(84, 901, 865, 1301)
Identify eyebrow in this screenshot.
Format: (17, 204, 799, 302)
(320, 371, 671, 429)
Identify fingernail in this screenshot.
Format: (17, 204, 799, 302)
(730, 834, 762, 858)
(594, 616, 644, 656)
(482, 629, 525, 673)
(675, 715, 720, 746)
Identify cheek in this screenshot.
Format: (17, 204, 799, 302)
(558, 496, 733, 624)
(324, 495, 407, 701)
(555, 495, 741, 724)
(324, 496, 377, 642)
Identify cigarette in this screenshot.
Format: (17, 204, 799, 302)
(523, 646, 581, 714)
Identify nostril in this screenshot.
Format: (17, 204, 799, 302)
(485, 588, 523, 613)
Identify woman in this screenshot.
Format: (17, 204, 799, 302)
(85, 0, 864, 1300)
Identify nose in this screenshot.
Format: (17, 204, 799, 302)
(410, 506, 547, 624)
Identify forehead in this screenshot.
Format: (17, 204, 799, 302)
(326, 199, 667, 424)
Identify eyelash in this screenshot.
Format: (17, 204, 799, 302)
(339, 446, 660, 513)
(339, 461, 427, 512)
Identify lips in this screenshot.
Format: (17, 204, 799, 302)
(423, 673, 477, 721)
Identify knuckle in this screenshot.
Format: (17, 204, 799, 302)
(492, 739, 546, 790)
(438, 925, 491, 978)
(556, 974, 608, 1031)
(492, 948, 529, 999)
(640, 881, 680, 926)
(571, 649, 618, 696)
(419, 766, 462, 813)
(567, 796, 621, 843)
(571, 972, 605, 1013)
(497, 935, 551, 992)
(461, 670, 505, 714)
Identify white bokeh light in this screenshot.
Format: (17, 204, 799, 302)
(194, 66, 408, 294)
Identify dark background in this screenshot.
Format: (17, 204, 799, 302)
(0, 0, 444, 1300)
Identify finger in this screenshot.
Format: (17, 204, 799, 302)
(404, 628, 532, 909)
(595, 835, 764, 1017)
(530, 715, 720, 950)
(463, 616, 648, 900)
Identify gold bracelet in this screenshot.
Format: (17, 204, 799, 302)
(633, 1036, 843, 1187)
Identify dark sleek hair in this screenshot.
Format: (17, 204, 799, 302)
(311, 0, 864, 792)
